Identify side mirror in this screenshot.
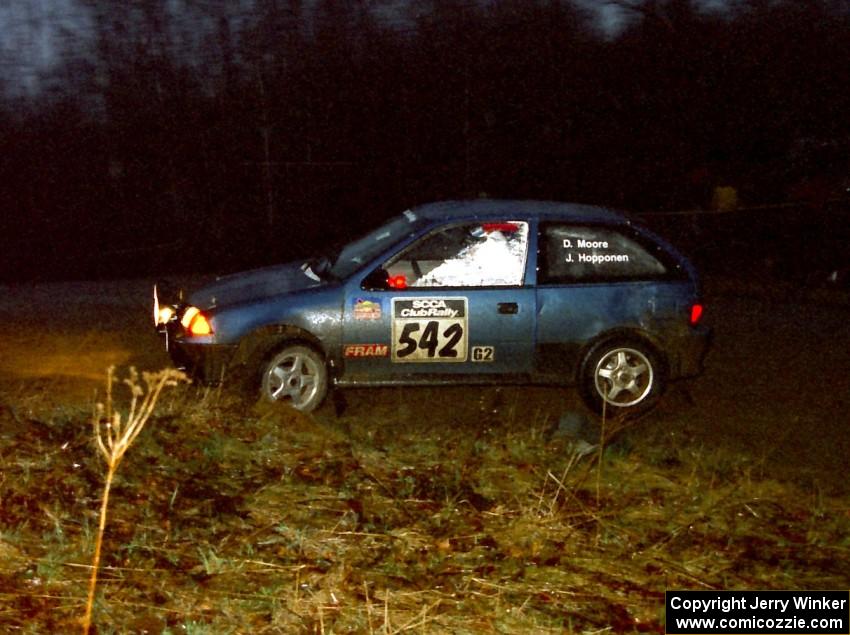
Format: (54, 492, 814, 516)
(361, 267, 389, 291)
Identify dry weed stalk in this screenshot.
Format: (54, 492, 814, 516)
(82, 366, 188, 635)
(538, 403, 637, 519)
(596, 398, 607, 507)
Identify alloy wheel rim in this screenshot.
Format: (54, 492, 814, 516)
(267, 352, 319, 407)
(594, 347, 654, 407)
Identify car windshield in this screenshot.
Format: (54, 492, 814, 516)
(329, 211, 425, 279)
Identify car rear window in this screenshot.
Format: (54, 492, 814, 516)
(539, 224, 667, 284)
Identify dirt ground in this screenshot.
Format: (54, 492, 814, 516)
(1, 276, 847, 493)
(1, 276, 849, 633)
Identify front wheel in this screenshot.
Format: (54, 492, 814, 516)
(579, 339, 665, 415)
(260, 345, 328, 412)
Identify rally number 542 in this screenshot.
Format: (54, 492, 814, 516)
(391, 298, 468, 363)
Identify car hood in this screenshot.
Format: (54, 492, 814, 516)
(188, 261, 323, 310)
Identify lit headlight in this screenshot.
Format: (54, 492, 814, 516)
(157, 306, 176, 325)
(181, 306, 200, 329)
(153, 285, 176, 325)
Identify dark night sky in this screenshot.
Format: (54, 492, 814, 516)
(0, 0, 847, 282)
(0, 0, 735, 94)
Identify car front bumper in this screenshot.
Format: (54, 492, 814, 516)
(158, 320, 237, 384)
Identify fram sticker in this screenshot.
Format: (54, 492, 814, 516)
(344, 344, 389, 358)
(352, 297, 382, 320)
(391, 297, 468, 363)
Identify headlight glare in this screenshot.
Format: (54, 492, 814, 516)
(157, 306, 175, 324)
(181, 307, 200, 329)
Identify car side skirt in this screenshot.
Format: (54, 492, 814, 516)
(334, 373, 541, 388)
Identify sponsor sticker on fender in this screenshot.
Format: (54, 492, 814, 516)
(344, 344, 389, 358)
(391, 298, 468, 363)
(352, 297, 382, 320)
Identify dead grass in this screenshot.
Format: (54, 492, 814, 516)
(84, 366, 189, 634)
(1, 380, 848, 634)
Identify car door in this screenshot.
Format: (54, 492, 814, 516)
(533, 222, 676, 381)
(340, 219, 536, 382)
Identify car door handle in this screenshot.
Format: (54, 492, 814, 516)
(498, 302, 518, 315)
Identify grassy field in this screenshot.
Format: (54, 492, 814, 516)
(0, 279, 848, 633)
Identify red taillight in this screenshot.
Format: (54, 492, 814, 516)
(690, 303, 704, 325)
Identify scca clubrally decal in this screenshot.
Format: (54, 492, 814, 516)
(391, 298, 468, 363)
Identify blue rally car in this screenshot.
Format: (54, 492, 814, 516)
(154, 200, 710, 414)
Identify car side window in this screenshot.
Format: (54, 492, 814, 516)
(381, 221, 529, 288)
(539, 224, 667, 284)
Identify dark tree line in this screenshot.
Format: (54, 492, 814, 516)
(1, 0, 849, 280)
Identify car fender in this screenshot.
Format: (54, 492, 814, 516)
(211, 284, 343, 347)
(232, 323, 327, 370)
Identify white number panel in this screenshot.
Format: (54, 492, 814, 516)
(391, 298, 468, 363)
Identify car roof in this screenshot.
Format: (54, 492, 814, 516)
(410, 199, 630, 225)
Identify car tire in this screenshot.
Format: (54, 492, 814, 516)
(260, 344, 328, 412)
(579, 338, 665, 416)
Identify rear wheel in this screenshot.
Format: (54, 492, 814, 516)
(579, 338, 665, 415)
(260, 345, 328, 412)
